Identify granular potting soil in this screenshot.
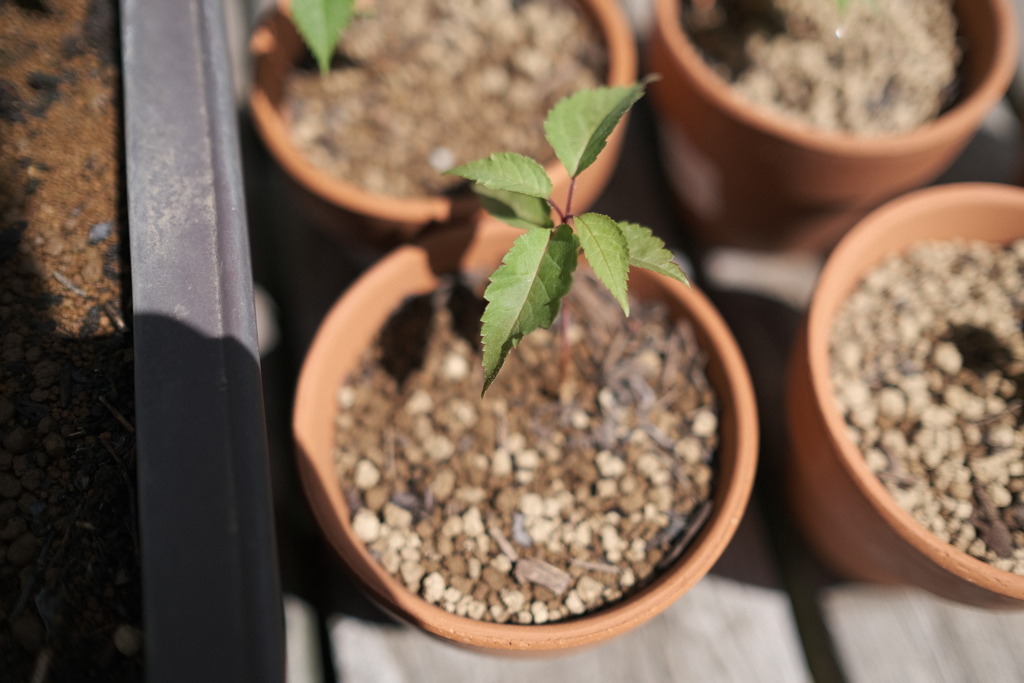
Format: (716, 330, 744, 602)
(683, 0, 961, 134)
(334, 272, 718, 623)
(831, 239, 1024, 576)
(0, 0, 141, 679)
(284, 0, 606, 197)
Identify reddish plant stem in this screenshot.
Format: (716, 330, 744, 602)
(555, 176, 580, 386)
(558, 303, 572, 384)
(549, 197, 567, 223)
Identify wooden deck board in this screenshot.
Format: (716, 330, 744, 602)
(821, 585, 1024, 683)
(328, 575, 811, 683)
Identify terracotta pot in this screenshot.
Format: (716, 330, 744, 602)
(250, 0, 638, 247)
(293, 218, 759, 651)
(787, 183, 1024, 608)
(647, 0, 1019, 252)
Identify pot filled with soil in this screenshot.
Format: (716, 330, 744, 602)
(787, 183, 1024, 608)
(647, 0, 1018, 252)
(250, 0, 637, 247)
(292, 218, 758, 650)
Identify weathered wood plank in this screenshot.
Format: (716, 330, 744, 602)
(328, 574, 811, 683)
(821, 585, 1024, 683)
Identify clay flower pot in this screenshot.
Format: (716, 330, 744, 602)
(647, 0, 1018, 252)
(249, 0, 638, 247)
(787, 183, 1024, 608)
(293, 219, 759, 651)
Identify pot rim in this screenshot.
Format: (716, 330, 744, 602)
(805, 182, 1024, 601)
(652, 0, 1019, 158)
(249, 0, 638, 227)
(292, 219, 759, 651)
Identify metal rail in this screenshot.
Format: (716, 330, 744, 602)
(121, 0, 284, 680)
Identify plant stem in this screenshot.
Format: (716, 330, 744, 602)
(549, 197, 566, 223)
(558, 303, 572, 386)
(555, 175, 579, 386)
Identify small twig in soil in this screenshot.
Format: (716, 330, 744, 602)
(511, 512, 533, 546)
(52, 270, 88, 297)
(660, 329, 683, 391)
(514, 557, 572, 596)
(493, 407, 508, 449)
(601, 329, 629, 379)
(103, 301, 126, 331)
(384, 427, 396, 478)
(650, 386, 684, 416)
(98, 395, 135, 433)
(656, 500, 714, 571)
(75, 520, 96, 531)
(30, 647, 53, 683)
(639, 418, 677, 450)
(647, 513, 689, 551)
(101, 436, 140, 556)
(99, 435, 124, 466)
(627, 374, 657, 413)
(488, 526, 519, 562)
(570, 558, 621, 574)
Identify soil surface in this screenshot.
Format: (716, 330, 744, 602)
(831, 239, 1024, 575)
(683, 0, 961, 134)
(0, 0, 141, 680)
(334, 273, 718, 623)
(285, 0, 606, 197)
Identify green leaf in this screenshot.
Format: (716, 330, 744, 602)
(543, 76, 657, 178)
(574, 213, 630, 315)
(473, 185, 553, 230)
(618, 221, 690, 286)
(446, 152, 553, 199)
(291, 0, 355, 74)
(480, 224, 579, 394)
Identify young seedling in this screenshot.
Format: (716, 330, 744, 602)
(290, 0, 355, 74)
(446, 77, 690, 395)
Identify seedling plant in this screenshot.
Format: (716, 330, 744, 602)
(290, 0, 355, 74)
(446, 78, 690, 395)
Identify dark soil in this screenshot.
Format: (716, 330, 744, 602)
(682, 0, 961, 134)
(284, 0, 606, 197)
(334, 273, 718, 623)
(0, 0, 141, 680)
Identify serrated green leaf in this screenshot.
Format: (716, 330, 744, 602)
(291, 0, 355, 74)
(543, 76, 657, 178)
(619, 221, 690, 286)
(473, 185, 553, 230)
(575, 213, 630, 315)
(480, 224, 579, 394)
(446, 152, 553, 199)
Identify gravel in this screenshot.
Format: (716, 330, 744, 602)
(285, 0, 606, 197)
(1, 0, 141, 679)
(831, 239, 1024, 574)
(684, 0, 960, 134)
(335, 274, 718, 622)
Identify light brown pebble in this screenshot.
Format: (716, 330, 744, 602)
(354, 460, 380, 490)
(352, 508, 381, 543)
(114, 624, 144, 657)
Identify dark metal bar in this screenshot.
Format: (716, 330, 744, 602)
(121, 0, 284, 680)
